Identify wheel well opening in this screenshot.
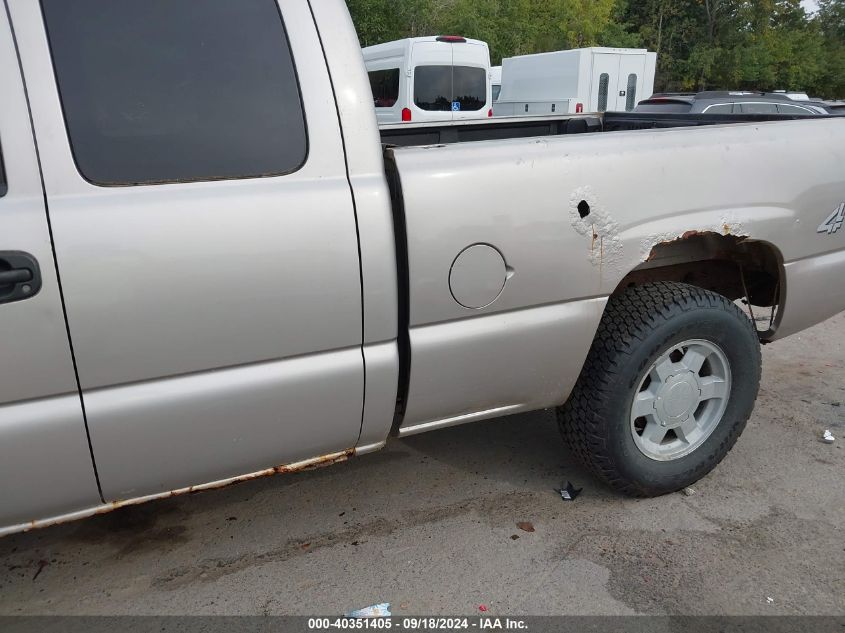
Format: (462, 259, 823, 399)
(615, 232, 783, 338)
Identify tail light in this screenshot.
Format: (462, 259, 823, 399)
(488, 108, 493, 118)
(576, 103, 584, 113)
(436, 35, 467, 43)
(402, 108, 412, 122)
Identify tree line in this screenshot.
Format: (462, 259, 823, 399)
(346, 0, 845, 98)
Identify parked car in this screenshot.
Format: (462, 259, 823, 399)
(363, 35, 493, 125)
(635, 91, 830, 115)
(733, 91, 845, 115)
(2, 0, 845, 536)
(814, 100, 845, 115)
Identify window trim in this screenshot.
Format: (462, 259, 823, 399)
(732, 102, 779, 115)
(38, 0, 310, 188)
(701, 101, 814, 115)
(776, 103, 816, 115)
(701, 103, 736, 114)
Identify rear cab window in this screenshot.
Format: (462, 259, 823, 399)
(369, 69, 400, 108)
(40, 0, 307, 186)
(414, 65, 486, 112)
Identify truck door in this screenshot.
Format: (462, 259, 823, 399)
(0, 5, 100, 528)
(591, 54, 620, 112)
(9, 0, 366, 501)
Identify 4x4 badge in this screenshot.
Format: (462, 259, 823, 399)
(818, 203, 845, 235)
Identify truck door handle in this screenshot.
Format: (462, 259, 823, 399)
(0, 269, 32, 285)
(0, 252, 42, 305)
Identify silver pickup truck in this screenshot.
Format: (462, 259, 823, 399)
(1, 0, 844, 537)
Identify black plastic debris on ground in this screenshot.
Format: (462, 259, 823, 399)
(556, 482, 583, 501)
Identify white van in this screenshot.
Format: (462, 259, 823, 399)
(495, 47, 657, 116)
(363, 36, 493, 125)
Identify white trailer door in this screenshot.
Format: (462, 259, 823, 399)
(617, 54, 647, 111)
(590, 54, 620, 113)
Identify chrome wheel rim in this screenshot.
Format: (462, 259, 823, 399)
(630, 339, 732, 462)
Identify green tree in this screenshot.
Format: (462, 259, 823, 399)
(817, 0, 845, 38)
(346, 0, 845, 97)
(814, 0, 845, 97)
(347, 0, 634, 63)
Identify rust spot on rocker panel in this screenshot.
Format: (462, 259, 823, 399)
(273, 450, 354, 475)
(20, 450, 355, 533)
(105, 450, 356, 510)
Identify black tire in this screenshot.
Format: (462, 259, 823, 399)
(557, 281, 762, 497)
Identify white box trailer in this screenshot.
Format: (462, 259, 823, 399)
(494, 47, 657, 116)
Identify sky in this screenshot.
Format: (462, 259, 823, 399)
(802, 0, 819, 13)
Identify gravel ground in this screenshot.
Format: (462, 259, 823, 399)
(1, 313, 843, 617)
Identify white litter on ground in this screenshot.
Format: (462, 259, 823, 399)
(346, 604, 392, 619)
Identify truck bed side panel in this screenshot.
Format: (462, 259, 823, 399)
(391, 118, 845, 432)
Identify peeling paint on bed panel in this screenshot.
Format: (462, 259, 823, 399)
(638, 212, 748, 262)
(569, 186, 624, 271)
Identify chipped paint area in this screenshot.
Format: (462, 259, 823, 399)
(569, 186, 624, 270)
(719, 212, 744, 236)
(640, 231, 680, 261)
(640, 213, 747, 261)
